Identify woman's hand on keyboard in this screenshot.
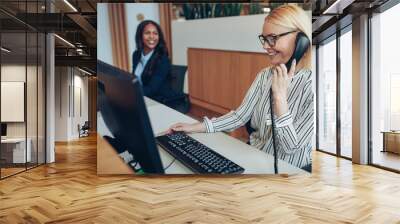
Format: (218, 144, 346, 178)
(168, 122, 206, 134)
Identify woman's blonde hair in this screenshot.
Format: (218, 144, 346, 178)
(265, 4, 311, 69)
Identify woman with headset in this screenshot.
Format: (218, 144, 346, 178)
(168, 5, 313, 172)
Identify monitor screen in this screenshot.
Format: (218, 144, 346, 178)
(97, 60, 164, 174)
(1, 123, 7, 137)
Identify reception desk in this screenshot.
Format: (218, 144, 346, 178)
(382, 131, 400, 154)
(97, 97, 306, 175)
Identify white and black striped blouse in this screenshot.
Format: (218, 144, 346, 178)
(203, 67, 314, 169)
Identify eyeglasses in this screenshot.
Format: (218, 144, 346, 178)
(258, 31, 297, 47)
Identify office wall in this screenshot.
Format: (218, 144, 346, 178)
(55, 67, 89, 141)
(171, 14, 266, 93)
(55, 67, 69, 141)
(97, 4, 113, 66)
(1, 63, 46, 168)
(1, 64, 33, 137)
(73, 74, 89, 138)
(171, 14, 267, 65)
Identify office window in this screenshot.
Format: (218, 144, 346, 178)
(1, 30, 28, 178)
(0, 1, 47, 179)
(340, 28, 352, 158)
(318, 37, 337, 154)
(371, 3, 400, 171)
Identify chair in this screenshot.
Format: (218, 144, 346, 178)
(161, 65, 191, 114)
(78, 121, 90, 138)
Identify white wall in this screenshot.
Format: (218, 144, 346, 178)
(1, 65, 26, 82)
(97, 4, 113, 65)
(54, 67, 89, 141)
(55, 67, 69, 141)
(172, 14, 266, 66)
(171, 14, 267, 93)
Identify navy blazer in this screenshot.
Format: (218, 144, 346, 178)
(132, 50, 174, 102)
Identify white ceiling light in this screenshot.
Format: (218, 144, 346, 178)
(54, 34, 75, 48)
(63, 0, 78, 12)
(323, 0, 355, 15)
(1, 47, 11, 53)
(78, 67, 93, 76)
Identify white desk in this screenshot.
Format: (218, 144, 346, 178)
(97, 97, 305, 175)
(145, 98, 305, 175)
(1, 138, 31, 163)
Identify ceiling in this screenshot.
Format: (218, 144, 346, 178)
(1, 0, 397, 73)
(0, 0, 99, 72)
(312, 0, 392, 44)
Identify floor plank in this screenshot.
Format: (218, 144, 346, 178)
(0, 134, 400, 223)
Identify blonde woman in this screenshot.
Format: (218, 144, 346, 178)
(168, 5, 313, 172)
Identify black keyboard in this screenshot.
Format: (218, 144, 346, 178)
(156, 132, 245, 174)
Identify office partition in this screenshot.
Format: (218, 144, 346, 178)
(0, 1, 47, 179)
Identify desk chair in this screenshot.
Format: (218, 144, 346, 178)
(78, 121, 90, 138)
(161, 65, 190, 114)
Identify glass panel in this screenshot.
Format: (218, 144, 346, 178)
(371, 3, 400, 171)
(27, 31, 38, 169)
(1, 31, 27, 177)
(340, 29, 352, 158)
(318, 37, 337, 154)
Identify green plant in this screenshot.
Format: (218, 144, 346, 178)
(249, 3, 262, 15)
(182, 4, 194, 20)
(214, 3, 223, 17)
(183, 3, 243, 20)
(232, 3, 243, 16)
(205, 3, 212, 18)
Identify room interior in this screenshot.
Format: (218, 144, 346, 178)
(0, 0, 400, 222)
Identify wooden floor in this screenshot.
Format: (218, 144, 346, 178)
(372, 150, 400, 171)
(1, 135, 400, 223)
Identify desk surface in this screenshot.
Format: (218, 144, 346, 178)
(97, 97, 305, 175)
(145, 98, 305, 175)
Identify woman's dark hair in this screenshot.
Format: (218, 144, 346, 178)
(134, 20, 169, 84)
(135, 20, 168, 56)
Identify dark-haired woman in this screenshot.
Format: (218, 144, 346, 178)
(132, 20, 173, 102)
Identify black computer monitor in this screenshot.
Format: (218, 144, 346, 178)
(97, 60, 164, 174)
(1, 123, 7, 137)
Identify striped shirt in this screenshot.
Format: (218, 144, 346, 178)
(203, 67, 314, 169)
